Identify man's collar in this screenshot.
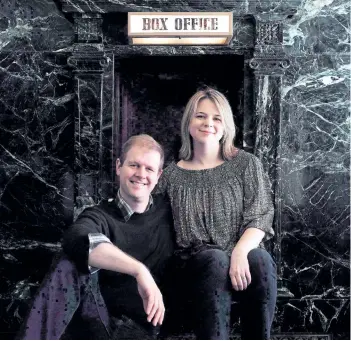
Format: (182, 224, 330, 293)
(115, 189, 153, 222)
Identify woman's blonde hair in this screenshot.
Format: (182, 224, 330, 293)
(179, 88, 236, 161)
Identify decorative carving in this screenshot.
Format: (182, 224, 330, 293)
(67, 44, 109, 73)
(251, 17, 290, 75)
(74, 14, 103, 43)
(257, 22, 282, 45)
(249, 57, 290, 75)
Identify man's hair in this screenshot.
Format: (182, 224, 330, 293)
(179, 87, 236, 161)
(120, 134, 165, 170)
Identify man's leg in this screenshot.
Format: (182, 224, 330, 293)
(185, 249, 232, 340)
(100, 281, 160, 340)
(17, 253, 110, 340)
(239, 248, 277, 340)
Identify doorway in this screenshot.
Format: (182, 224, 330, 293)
(114, 54, 244, 166)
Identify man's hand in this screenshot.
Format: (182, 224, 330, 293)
(135, 265, 165, 326)
(229, 247, 251, 291)
(88, 243, 165, 326)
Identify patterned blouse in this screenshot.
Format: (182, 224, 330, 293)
(155, 149, 274, 254)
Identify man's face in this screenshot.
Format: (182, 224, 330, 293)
(116, 146, 162, 207)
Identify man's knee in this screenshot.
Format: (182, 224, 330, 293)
(44, 252, 94, 290)
(49, 253, 79, 278)
(55, 253, 77, 271)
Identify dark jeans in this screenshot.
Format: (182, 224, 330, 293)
(163, 247, 277, 340)
(18, 249, 276, 340)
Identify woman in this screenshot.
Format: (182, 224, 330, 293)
(156, 88, 277, 340)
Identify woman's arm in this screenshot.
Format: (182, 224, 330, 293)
(233, 227, 265, 254)
(241, 155, 274, 240)
(230, 154, 274, 291)
(230, 227, 265, 291)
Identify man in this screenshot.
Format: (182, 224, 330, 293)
(18, 134, 175, 339)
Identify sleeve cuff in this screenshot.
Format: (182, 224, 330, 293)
(88, 233, 112, 274)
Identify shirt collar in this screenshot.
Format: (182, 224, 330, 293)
(116, 189, 153, 222)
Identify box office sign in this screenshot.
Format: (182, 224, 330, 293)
(128, 12, 233, 45)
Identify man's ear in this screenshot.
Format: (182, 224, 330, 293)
(116, 159, 121, 176)
(157, 169, 163, 180)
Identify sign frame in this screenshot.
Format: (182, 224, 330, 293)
(128, 12, 233, 45)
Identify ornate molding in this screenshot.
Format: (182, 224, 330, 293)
(74, 13, 103, 43)
(67, 13, 107, 74)
(250, 17, 291, 75)
(249, 57, 290, 75)
(256, 21, 283, 45)
(67, 44, 109, 74)
(57, 0, 300, 17)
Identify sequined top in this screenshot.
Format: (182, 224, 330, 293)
(155, 149, 274, 254)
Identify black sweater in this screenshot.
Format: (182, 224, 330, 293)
(62, 193, 175, 293)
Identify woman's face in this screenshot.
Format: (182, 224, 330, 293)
(188, 98, 225, 146)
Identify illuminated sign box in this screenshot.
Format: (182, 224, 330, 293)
(128, 12, 233, 45)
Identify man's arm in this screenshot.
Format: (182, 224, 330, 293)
(63, 207, 165, 326)
(89, 242, 165, 326)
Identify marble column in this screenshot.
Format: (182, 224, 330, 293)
(249, 16, 293, 297)
(67, 13, 110, 214)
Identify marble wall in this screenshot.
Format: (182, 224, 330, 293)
(0, 1, 75, 337)
(0, 0, 349, 339)
(278, 1, 350, 337)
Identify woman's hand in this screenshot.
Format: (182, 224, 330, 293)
(229, 247, 251, 291)
(229, 228, 265, 290)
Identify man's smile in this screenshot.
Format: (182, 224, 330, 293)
(130, 180, 147, 186)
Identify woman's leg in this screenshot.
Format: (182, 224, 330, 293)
(239, 248, 277, 340)
(185, 249, 232, 340)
